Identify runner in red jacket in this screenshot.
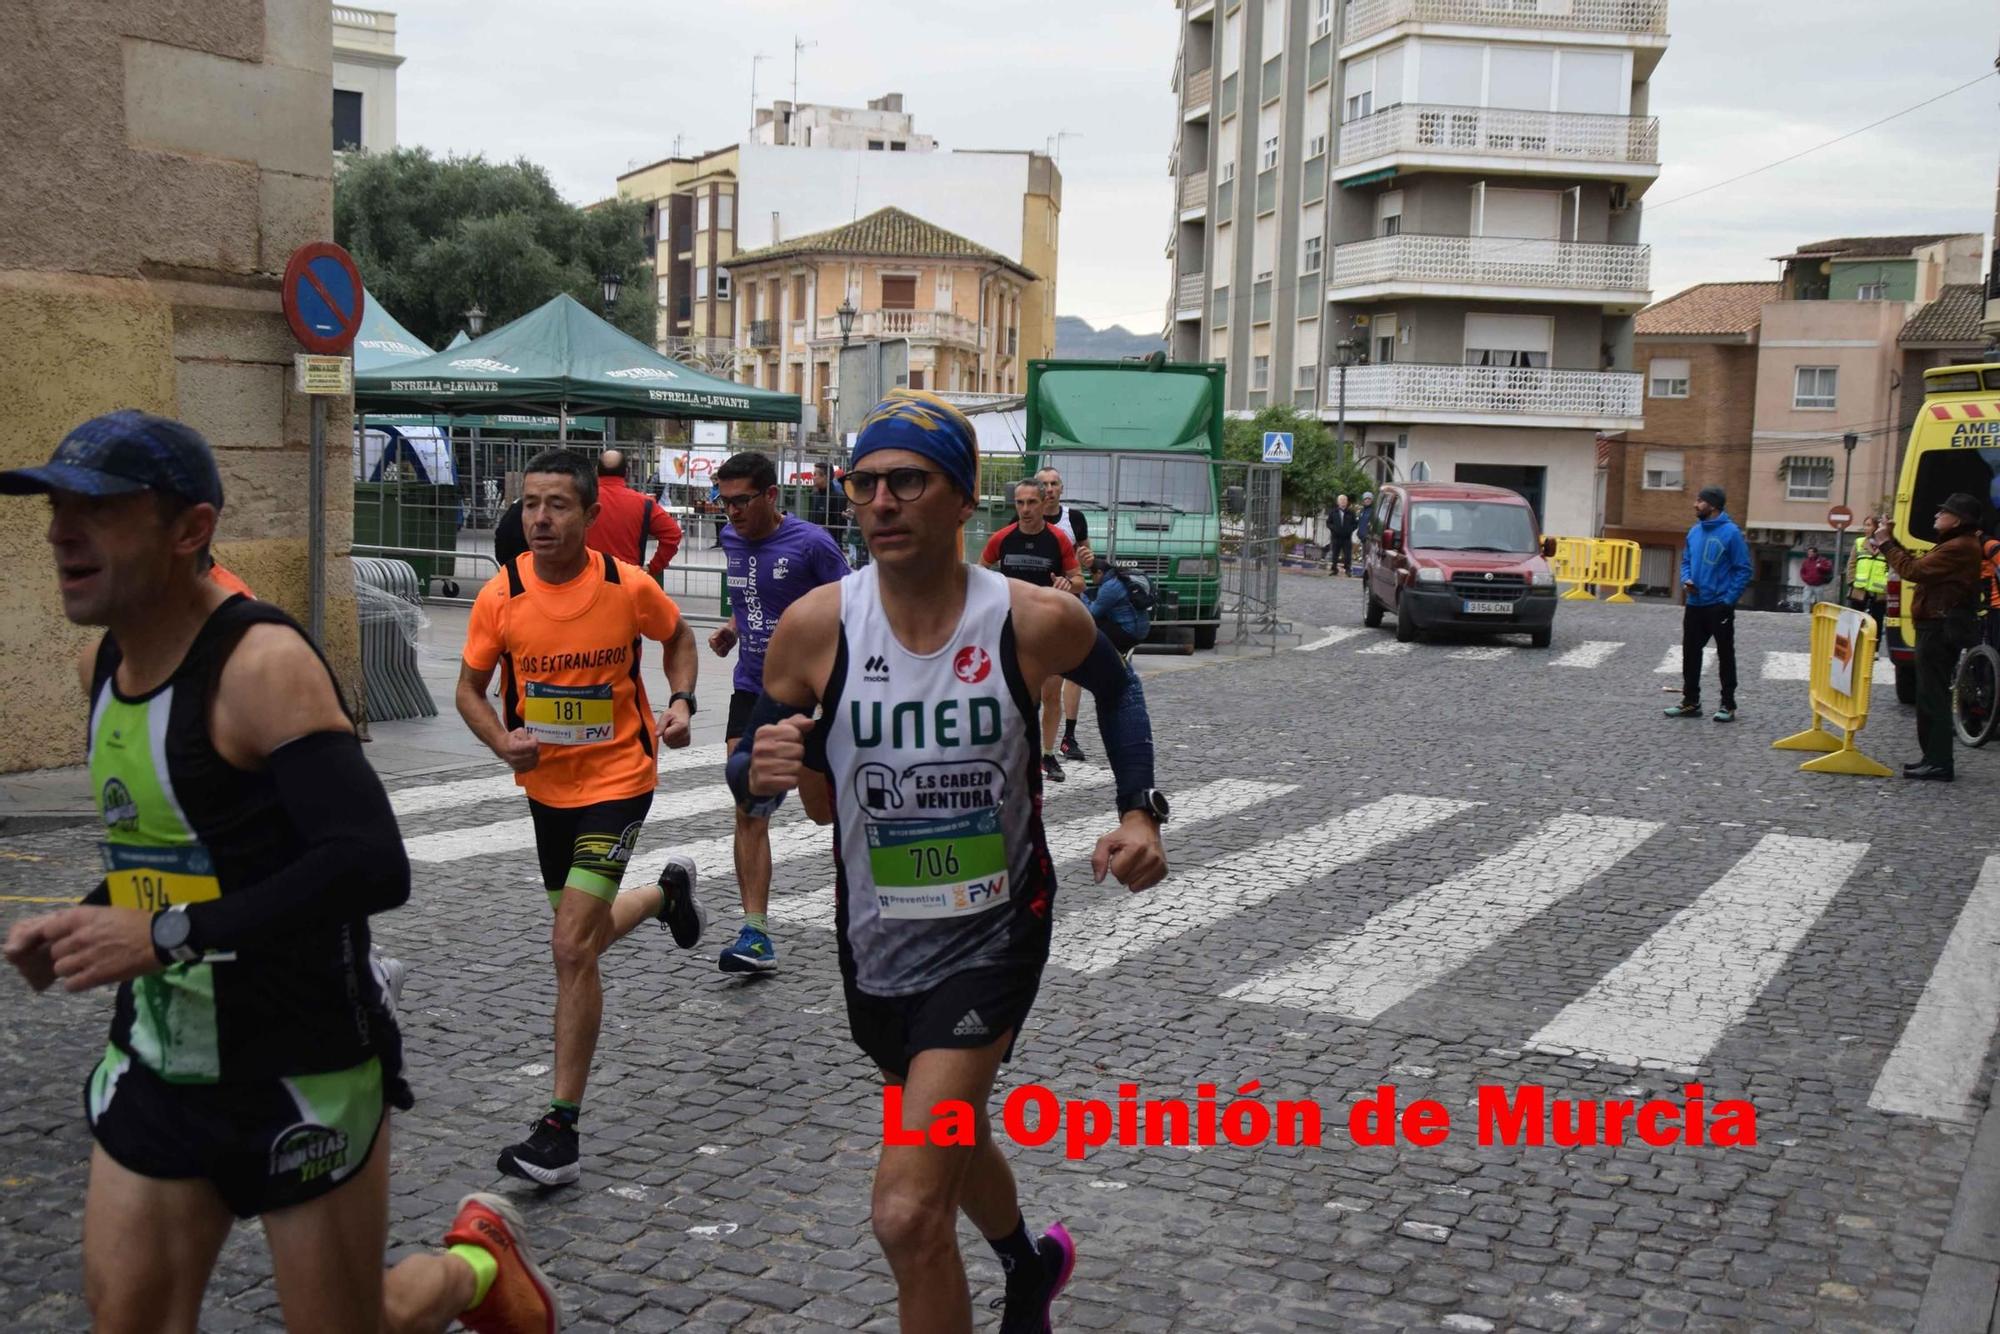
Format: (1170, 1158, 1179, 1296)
(585, 449, 683, 574)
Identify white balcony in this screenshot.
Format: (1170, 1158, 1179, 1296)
(1327, 233, 1651, 304)
(1175, 272, 1206, 319)
(1336, 104, 1660, 188)
(1180, 169, 1210, 215)
(811, 308, 984, 346)
(1327, 361, 1643, 429)
(1343, 0, 1668, 68)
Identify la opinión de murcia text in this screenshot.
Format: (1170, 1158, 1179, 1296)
(883, 1083, 1758, 1160)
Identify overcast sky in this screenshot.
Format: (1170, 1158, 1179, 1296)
(397, 0, 1998, 332)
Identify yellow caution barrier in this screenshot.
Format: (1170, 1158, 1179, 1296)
(1588, 538, 1641, 603)
(1550, 537, 1596, 600)
(1772, 603, 1893, 777)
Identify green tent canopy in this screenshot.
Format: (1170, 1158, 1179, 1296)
(353, 288, 435, 371)
(445, 330, 471, 349)
(354, 292, 800, 424)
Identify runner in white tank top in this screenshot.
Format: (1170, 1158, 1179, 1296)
(731, 390, 1168, 1334)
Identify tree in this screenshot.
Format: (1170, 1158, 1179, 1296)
(1221, 404, 1375, 519)
(333, 148, 656, 350)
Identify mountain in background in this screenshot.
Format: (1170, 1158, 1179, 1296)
(1054, 315, 1165, 361)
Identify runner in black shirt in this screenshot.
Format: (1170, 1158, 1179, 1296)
(1038, 467, 1097, 763)
(982, 478, 1082, 780)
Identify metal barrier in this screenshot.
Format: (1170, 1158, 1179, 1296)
(1220, 460, 1285, 651)
(1549, 536, 1640, 602)
(1772, 604, 1892, 777)
(351, 557, 437, 723)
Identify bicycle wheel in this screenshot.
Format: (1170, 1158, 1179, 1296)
(1952, 644, 2000, 748)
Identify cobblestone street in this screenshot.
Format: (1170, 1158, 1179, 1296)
(4, 575, 1997, 1333)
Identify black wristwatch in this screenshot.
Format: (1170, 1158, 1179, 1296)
(1117, 789, 1171, 824)
(669, 691, 698, 715)
(151, 904, 201, 966)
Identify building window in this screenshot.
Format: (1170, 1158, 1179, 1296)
(1786, 458, 1836, 502)
(868, 140, 885, 150)
(715, 271, 732, 302)
(695, 267, 709, 299)
(1296, 363, 1317, 391)
(1261, 136, 1278, 170)
(1345, 87, 1372, 122)
(1642, 450, 1685, 491)
(332, 90, 363, 151)
(881, 275, 917, 310)
(1378, 191, 1403, 238)
(1252, 355, 1270, 389)
(1303, 235, 1322, 272)
(890, 141, 907, 151)
(792, 274, 808, 313)
(717, 194, 735, 232)
(1856, 281, 1888, 300)
(1793, 366, 1838, 410)
(696, 194, 710, 231)
(1313, 0, 1332, 38)
(1648, 357, 1690, 399)
(1220, 160, 1236, 183)
(1307, 133, 1326, 158)
(909, 368, 926, 389)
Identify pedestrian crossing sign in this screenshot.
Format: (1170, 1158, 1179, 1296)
(1262, 431, 1294, 464)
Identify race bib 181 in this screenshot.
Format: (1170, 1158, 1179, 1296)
(522, 681, 615, 745)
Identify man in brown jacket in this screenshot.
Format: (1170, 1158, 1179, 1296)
(1869, 492, 1985, 780)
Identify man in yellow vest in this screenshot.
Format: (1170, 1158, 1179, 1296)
(1848, 519, 1889, 642)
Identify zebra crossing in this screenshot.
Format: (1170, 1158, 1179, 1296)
(1296, 628, 1903, 687)
(383, 748, 1998, 1127)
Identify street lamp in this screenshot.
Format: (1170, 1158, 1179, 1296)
(1838, 431, 1859, 597)
(600, 271, 623, 314)
(464, 304, 486, 337)
(836, 296, 857, 347)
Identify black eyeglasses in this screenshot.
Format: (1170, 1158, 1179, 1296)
(842, 467, 943, 504)
(717, 489, 770, 512)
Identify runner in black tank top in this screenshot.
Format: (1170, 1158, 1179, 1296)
(981, 478, 1083, 785)
(1036, 466, 1098, 763)
(1, 412, 559, 1334)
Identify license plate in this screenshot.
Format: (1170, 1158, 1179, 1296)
(1462, 599, 1514, 615)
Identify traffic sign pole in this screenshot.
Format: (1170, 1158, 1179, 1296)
(280, 243, 364, 646)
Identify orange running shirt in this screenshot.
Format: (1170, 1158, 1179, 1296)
(463, 552, 683, 808)
(210, 563, 254, 598)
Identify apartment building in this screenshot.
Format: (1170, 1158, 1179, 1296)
(332, 5, 401, 153)
(616, 95, 1060, 376)
(1603, 282, 1775, 593)
(1165, 0, 1667, 536)
(724, 208, 1036, 432)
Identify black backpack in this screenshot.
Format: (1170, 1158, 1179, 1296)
(1115, 566, 1157, 611)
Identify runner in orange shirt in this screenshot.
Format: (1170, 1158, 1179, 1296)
(457, 448, 706, 1187)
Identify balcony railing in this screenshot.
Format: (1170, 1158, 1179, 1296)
(1181, 169, 1210, 211)
(1329, 233, 1651, 293)
(1176, 271, 1206, 313)
(1331, 362, 1642, 420)
(811, 308, 984, 345)
(1343, 0, 1668, 45)
(747, 318, 780, 347)
(1339, 103, 1660, 170)
(1184, 66, 1213, 111)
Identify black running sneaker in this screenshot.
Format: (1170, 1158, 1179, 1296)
(1041, 754, 1066, 783)
(992, 1223, 1077, 1334)
(656, 853, 705, 949)
(1058, 736, 1087, 762)
(497, 1114, 580, 1187)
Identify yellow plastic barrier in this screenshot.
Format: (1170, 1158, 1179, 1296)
(1550, 536, 1596, 600)
(1588, 538, 1641, 603)
(1771, 603, 1893, 777)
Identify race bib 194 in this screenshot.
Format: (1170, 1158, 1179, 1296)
(522, 681, 615, 745)
(101, 842, 220, 912)
(865, 809, 1010, 919)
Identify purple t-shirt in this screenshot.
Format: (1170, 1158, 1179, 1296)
(722, 514, 850, 692)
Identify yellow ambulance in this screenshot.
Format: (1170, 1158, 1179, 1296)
(1883, 362, 2000, 700)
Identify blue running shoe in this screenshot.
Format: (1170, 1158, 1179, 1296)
(719, 924, 779, 974)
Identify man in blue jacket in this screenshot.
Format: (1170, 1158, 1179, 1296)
(1667, 485, 1753, 722)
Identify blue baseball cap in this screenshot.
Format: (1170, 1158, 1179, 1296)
(0, 411, 224, 508)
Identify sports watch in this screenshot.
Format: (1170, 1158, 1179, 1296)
(1117, 789, 1171, 825)
(151, 904, 201, 966)
(669, 691, 698, 715)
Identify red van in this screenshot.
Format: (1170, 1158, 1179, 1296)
(1361, 482, 1559, 647)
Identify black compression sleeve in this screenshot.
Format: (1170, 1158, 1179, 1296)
(181, 730, 410, 953)
(1061, 631, 1155, 802)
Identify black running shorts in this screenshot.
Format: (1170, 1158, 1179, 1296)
(527, 793, 653, 906)
(845, 964, 1045, 1080)
(84, 1046, 391, 1219)
(726, 688, 760, 743)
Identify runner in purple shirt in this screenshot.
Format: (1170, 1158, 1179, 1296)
(708, 451, 850, 974)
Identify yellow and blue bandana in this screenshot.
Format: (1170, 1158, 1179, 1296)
(851, 389, 978, 499)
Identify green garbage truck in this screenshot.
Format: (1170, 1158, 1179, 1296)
(1024, 356, 1226, 649)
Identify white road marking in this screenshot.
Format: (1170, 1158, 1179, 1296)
(1049, 794, 1475, 976)
(1761, 650, 1896, 687)
(1527, 834, 1868, 1070)
(406, 781, 738, 863)
(1227, 813, 1661, 1020)
(1449, 646, 1514, 661)
(1656, 644, 1716, 675)
(1358, 641, 1416, 656)
(1868, 856, 2000, 1122)
(390, 742, 728, 818)
(769, 778, 1297, 930)
(1552, 641, 1624, 669)
(1297, 627, 1368, 652)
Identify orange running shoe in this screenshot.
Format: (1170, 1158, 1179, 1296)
(443, 1193, 562, 1334)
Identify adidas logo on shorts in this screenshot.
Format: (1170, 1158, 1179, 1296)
(863, 654, 891, 682)
(952, 1009, 989, 1038)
